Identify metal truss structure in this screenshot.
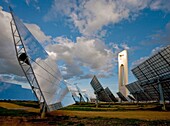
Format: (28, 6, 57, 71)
(10, 9, 47, 110)
(9, 7, 75, 113)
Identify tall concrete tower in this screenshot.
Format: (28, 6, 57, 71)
(118, 50, 128, 97)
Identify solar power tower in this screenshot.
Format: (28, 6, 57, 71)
(9, 7, 75, 115)
(118, 50, 129, 99)
(127, 45, 170, 110)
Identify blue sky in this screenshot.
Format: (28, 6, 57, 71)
(0, 0, 170, 98)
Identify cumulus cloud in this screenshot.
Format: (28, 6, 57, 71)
(44, 0, 170, 36)
(0, 7, 52, 75)
(46, 36, 130, 79)
(0, 6, 131, 83)
(0, 6, 23, 76)
(59, 63, 83, 80)
(0, 74, 29, 89)
(0, 7, 52, 86)
(46, 36, 115, 79)
(110, 43, 131, 57)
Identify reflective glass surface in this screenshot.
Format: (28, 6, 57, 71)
(12, 12, 75, 111)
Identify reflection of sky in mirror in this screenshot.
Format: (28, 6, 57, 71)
(72, 92, 80, 102)
(13, 14, 47, 61)
(49, 81, 68, 103)
(12, 11, 75, 110)
(76, 85, 87, 102)
(61, 91, 75, 107)
(84, 93, 90, 102)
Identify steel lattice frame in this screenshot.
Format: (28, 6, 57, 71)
(10, 10, 48, 110)
(127, 45, 170, 107)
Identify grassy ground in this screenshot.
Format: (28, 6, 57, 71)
(52, 110, 170, 120)
(0, 101, 170, 126)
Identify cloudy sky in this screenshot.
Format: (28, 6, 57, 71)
(0, 0, 170, 97)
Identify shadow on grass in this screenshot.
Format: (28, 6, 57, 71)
(0, 107, 38, 117)
(8, 100, 39, 108)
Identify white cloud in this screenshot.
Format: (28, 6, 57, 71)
(44, 0, 170, 36)
(47, 51, 57, 60)
(110, 43, 130, 56)
(0, 74, 30, 89)
(0, 7, 73, 103)
(0, 6, 23, 76)
(0, 8, 23, 86)
(46, 36, 130, 79)
(0, 6, 132, 82)
(0, 7, 52, 76)
(150, 0, 170, 12)
(74, 37, 112, 70)
(120, 43, 130, 50)
(46, 36, 114, 79)
(0, 7, 53, 87)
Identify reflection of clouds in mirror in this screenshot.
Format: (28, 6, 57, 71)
(76, 85, 87, 102)
(71, 91, 80, 102)
(26, 33, 75, 108)
(12, 12, 75, 109)
(31, 39, 74, 108)
(67, 84, 81, 102)
(32, 56, 61, 104)
(13, 14, 48, 61)
(61, 91, 75, 106)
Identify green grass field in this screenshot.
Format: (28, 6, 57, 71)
(0, 101, 170, 126)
